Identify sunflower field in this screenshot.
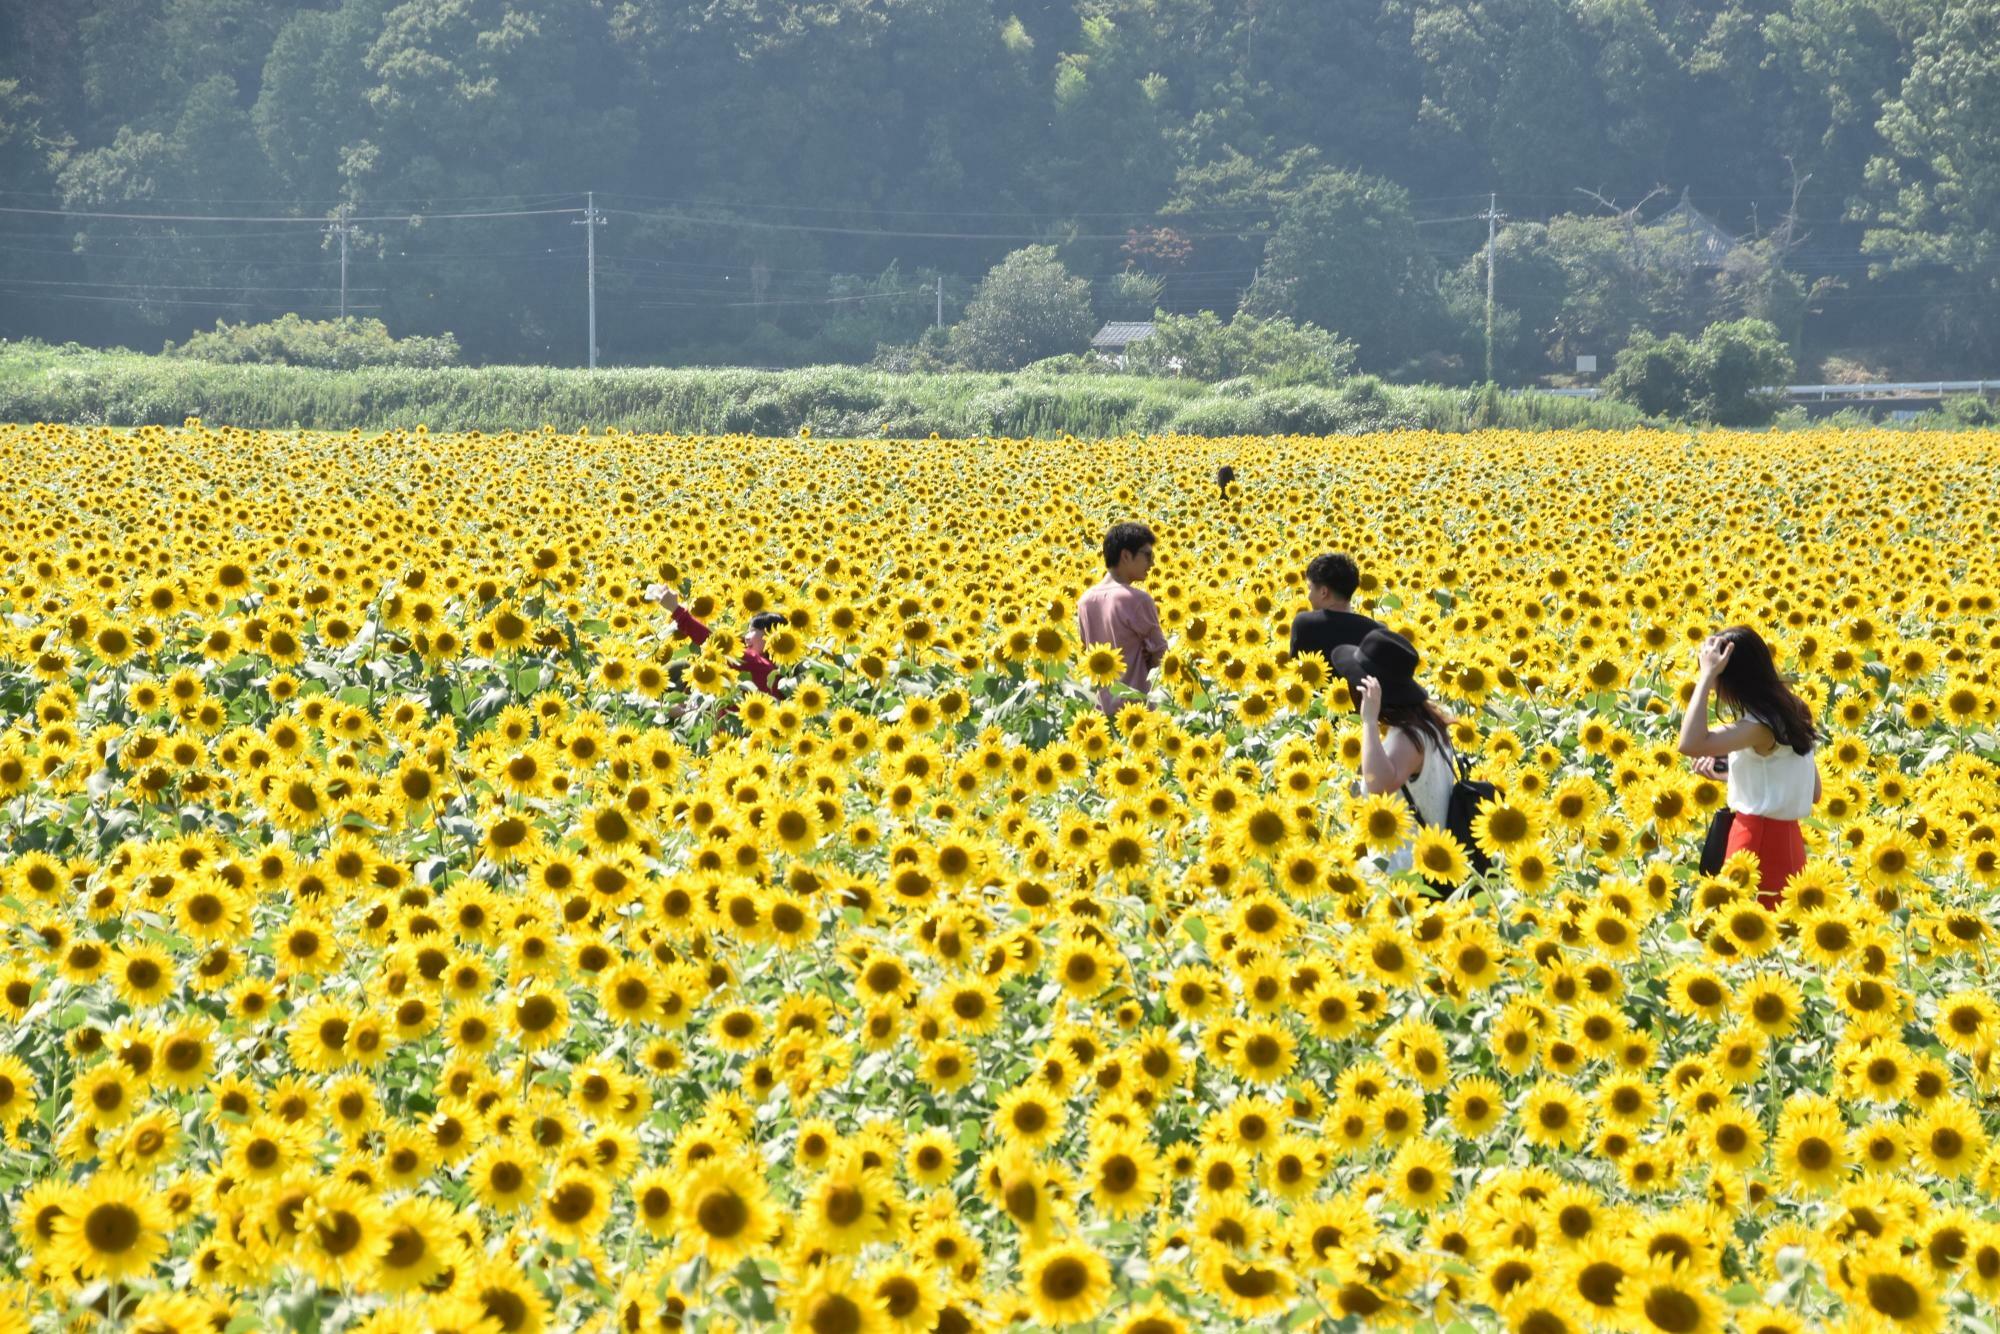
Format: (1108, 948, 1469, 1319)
(0, 420, 1997, 1334)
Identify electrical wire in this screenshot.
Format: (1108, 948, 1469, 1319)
(627, 289, 933, 309)
(0, 288, 380, 310)
(0, 205, 582, 224)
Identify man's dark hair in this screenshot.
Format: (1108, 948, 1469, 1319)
(749, 612, 787, 634)
(1306, 553, 1360, 599)
(1102, 522, 1156, 571)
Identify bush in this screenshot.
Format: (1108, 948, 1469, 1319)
(947, 246, 1096, 371)
(163, 314, 459, 370)
(1938, 394, 1998, 427)
(869, 328, 956, 374)
(1160, 378, 1416, 436)
(0, 342, 1651, 437)
(1164, 397, 1267, 437)
(1125, 310, 1356, 386)
(1689, 318, 1796, 425)
(1602, 331, 1699, 419)
(1018, 353, 1115, 377)
(1603, 319, 1794, 425)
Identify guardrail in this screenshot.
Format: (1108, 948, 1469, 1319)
(1540, 379, 2000, 402)
(1784, 379, 2000, 399)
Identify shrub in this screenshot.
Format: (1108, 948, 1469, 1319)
(869, 328, 956, 374)
(947, 246, 1096, 371)
(1689, 318, 1796, 425)
(1602, 331, 1699, 419)
(1164, 397, 1267, 437)
(1125, 310, 1356, 386)
(1604, 319, 1793, 425)
(163, 314, 460, 369)
(0, 343, 1651, 437)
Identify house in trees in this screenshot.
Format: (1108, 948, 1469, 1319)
(1091, 321, 1156, 367)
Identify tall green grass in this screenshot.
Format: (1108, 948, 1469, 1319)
(0, 340, 1648, 436)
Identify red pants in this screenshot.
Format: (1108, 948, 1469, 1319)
(1725, 813, 1805, 909)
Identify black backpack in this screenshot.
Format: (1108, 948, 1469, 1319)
(1400, 743, 1497, 890)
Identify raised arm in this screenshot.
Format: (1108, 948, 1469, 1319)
(649, 583, 711, 647)
(1677, 635, 1770, 758)
(1356, 677, 1424, 794)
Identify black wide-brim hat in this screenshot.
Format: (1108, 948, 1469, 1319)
(1329, 627, 1427, 711)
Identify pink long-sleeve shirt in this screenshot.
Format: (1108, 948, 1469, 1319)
(1076, 575, 1166, 714)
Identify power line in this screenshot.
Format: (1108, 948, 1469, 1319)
(0, 277, 386, 293)
(0, 288, 379, 310)
(628, 289, 933, 310)
(0, 204, 581, 224)
(601, 205, 1275, 242)
(0, 187, 584, 209)
(596, 188, 1278, 222)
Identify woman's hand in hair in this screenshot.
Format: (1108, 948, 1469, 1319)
(646, 582, 681, 612)
(1357, 675, 1383, 727)
(1696, 635, 1734, 678)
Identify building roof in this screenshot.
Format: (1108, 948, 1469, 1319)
(1091, 321, 1157, 349)
(1649, 189, 1739, 267)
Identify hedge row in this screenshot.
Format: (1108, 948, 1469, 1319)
(0, 342, 1644, 437)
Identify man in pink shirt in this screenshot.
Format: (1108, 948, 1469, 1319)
(1076, 521, 1167, 717)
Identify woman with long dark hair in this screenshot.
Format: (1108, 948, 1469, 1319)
(1678, 626, 1821, 907)
(1330, 628, 1458, 875)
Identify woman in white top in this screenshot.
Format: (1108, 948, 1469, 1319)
(1330, 629, 1459, 882)
(1677, 626, 1821, 908)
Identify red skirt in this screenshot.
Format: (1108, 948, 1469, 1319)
(1725, 813, 1806, 909)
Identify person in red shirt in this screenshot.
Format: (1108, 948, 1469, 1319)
(647, 583, 787, 700)
(1076, 521, 1167, 717)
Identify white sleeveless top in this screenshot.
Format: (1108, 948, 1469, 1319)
(1383, 730, 1453, 874)
(1402, 731, 1454, 828)
(1728, 740, 1815, 821)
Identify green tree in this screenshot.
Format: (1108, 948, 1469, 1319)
(1489, 0, 1601, 198)
(948, 246, 1097, 371)
(253, 1, 392, 196)
(1444, 220, 1569, 382)
(1242, 169, 1440, 372)
(1863, 0, 2000, 361)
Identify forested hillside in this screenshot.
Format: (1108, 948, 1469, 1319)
(2, 0, 1994, 377)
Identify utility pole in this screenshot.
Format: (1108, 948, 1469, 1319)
(935, 274, 943, 330)
(574, 191, 606, 369)
(324, 206, 357, 319)
(1481, 192, 1505, 384)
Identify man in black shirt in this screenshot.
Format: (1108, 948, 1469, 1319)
(1288, 552, 1380, 661)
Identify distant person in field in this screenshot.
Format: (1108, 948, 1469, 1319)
(1289, 553, 1380, 662)
(648, 582, 788, 700)
(1076, 521, 1167, 717)
(1677, 626, 1821, 909)
(1216, 464, 1236, 498)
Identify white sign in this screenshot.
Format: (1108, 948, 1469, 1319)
(1576, 355, 1598, 374)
